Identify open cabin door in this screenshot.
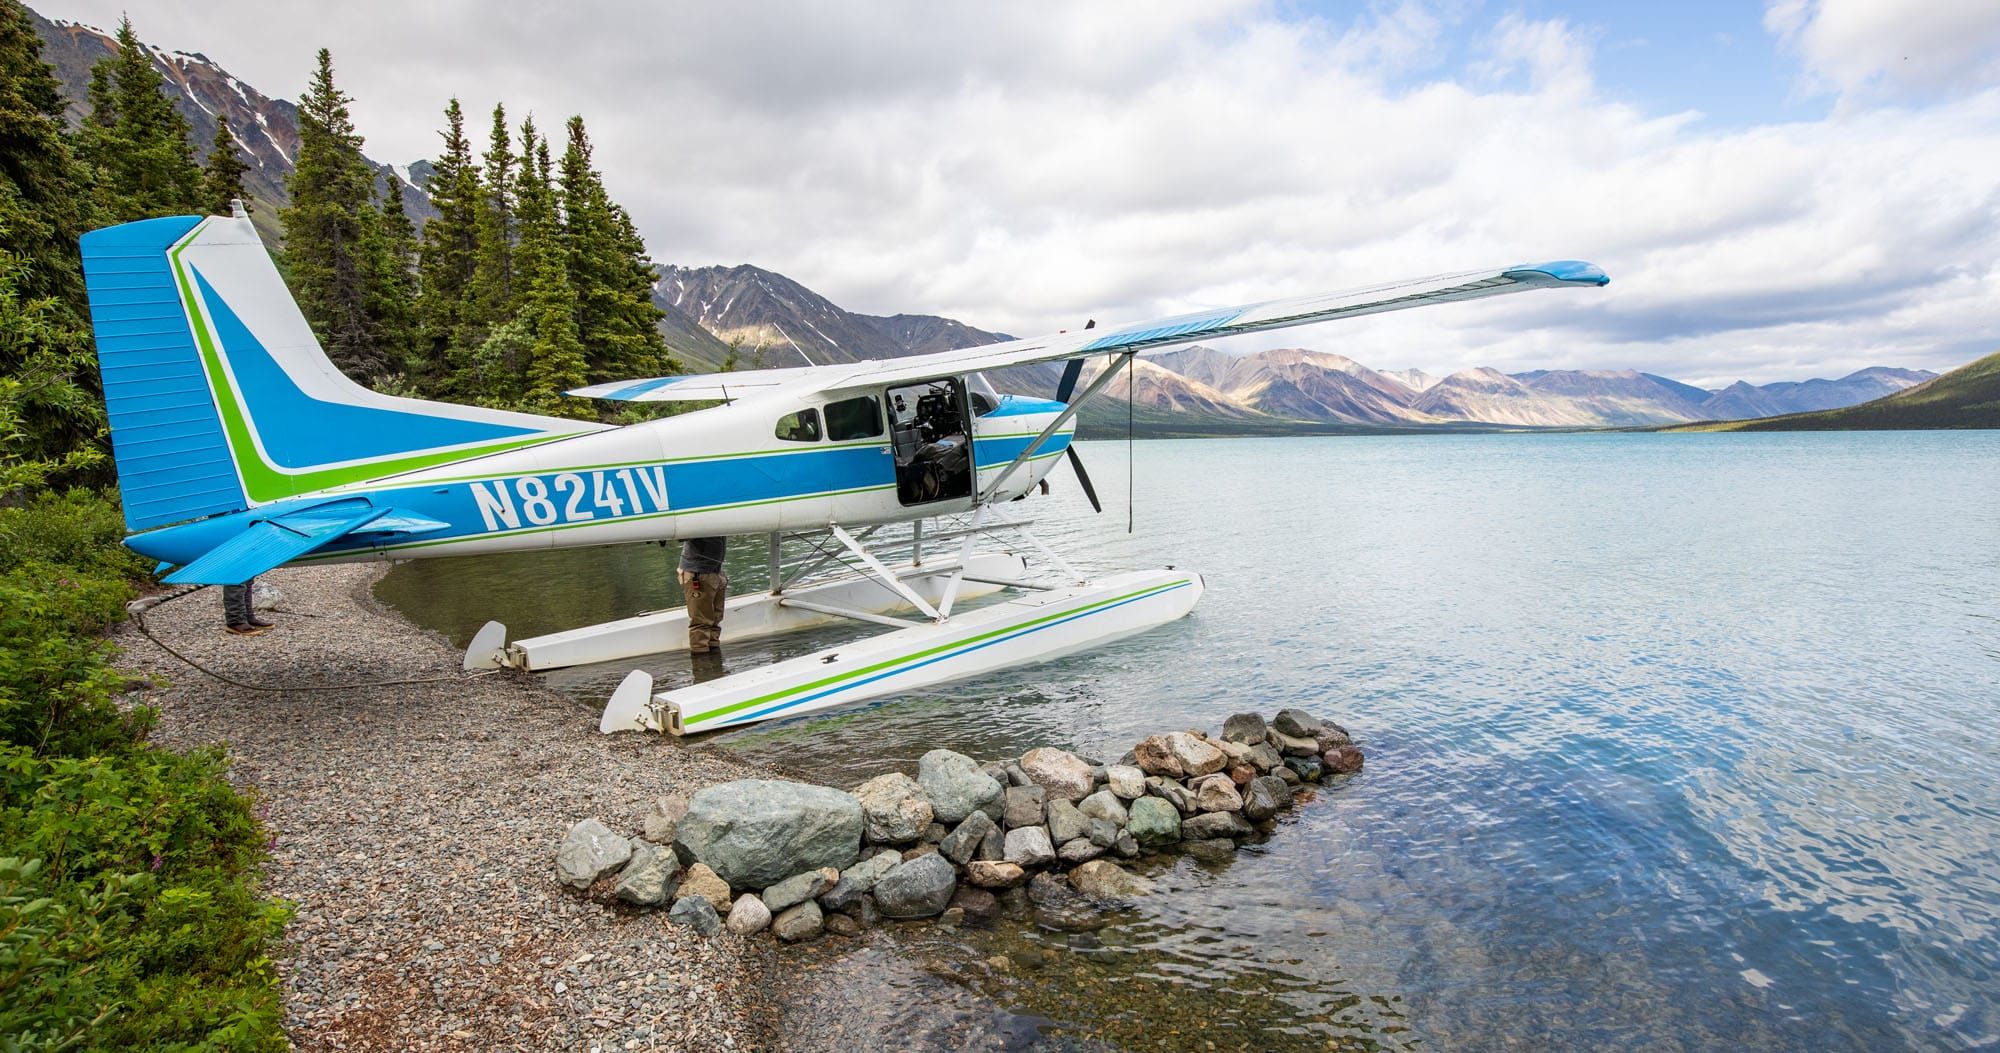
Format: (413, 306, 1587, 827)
(887, 377, 974, 506)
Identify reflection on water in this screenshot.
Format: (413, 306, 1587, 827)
(379, 432, 2000, 1051)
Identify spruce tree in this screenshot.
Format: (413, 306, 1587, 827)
(75, 17, 204, 222)
(365, 175, 421, 374)
(282, 48, 387, 378)
(0, 0, 107, 482)
(201, 114, 248, 215)
(463, 104, 516, 347)
(415, 98, 479, 385)
(512, 123, 590, 418)
(556, 115, 671, 386)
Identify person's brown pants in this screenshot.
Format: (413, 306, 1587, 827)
(679, 569, 727, 651)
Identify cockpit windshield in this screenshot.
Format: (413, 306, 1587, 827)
(968, 372, 1002, 416)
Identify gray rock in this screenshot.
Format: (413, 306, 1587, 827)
(1127, 796, 1182, 847)
(873, 853, 958, 918)
(1284, 754, 1325, 782)
(1273, 708, 1324, 739)
(1019, 747, 1094, 801)
(979, 761, 1011, 787)
(1221, 712, 1269, 745)
(1105, 764, 1146, 800)
(1113, 831, 1140, 858)
(1077, 789, 1130, 827)
(1242, 775, 1291, 821)
(1058, 837, 1105, 864)
(853, 772, 934, 845)
(1047, 799, 1089, 845)
(1028, 873, 1112, 932)
(1180, 837, 1237, 862)
(1313, 724, 1354, 751)
(675, 862, 733, 914)
(773, 900, 825, 942)
(820, 849, 902, 910)
(555, 818, 633, 889)
(1165, 732, 1228, 777)
(950, 886, 1000, 926)
(641, 795, 689, 844)
(613, 839, 678, 907)
(940, 811, 997, 865)
(1003, 825, 1056, 867)
(1272, 730, 1321, 757)
(1275, 763, 1302, 786)
(1087, 817, 1120, 848)
(978, 823, 1006, 861)
(1189, 773, 1244, 813)
(1004, 762, 1030, 787)
(1144, 776, 1195, 814)
(825, 912, 860, 937)
(726, 894, 772, 936)
(1002, 784, 1046, 829)
(1069, 859, 1156, 898)
(763, 867, 839, 914)
(667, 895, 720, 936)
(675, 779, 864, 890)
(917, 749, 1004, 824)
(924, 822, 948, 842)
(1246, 742, 1285, 772)
(1183, 811, 1254, 841)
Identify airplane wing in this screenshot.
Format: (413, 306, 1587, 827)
(568, 260, 1607, 403)
(160, 499, 450, 585)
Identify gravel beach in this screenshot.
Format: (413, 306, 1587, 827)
(113, 563, 784, 1051)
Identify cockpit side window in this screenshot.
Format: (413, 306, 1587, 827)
(825, 395, 884, 441)
(774, 408, 822, 442)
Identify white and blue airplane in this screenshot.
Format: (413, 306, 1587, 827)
(82, 208, 1606, 735)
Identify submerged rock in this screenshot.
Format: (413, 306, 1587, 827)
(726, 894, 772, 936)
(1127, 796, 1182, 847)
(918, 749, 1003, 824)
(668, 895, 721, 936)
(556, 818, 633, 890)
(1004, 825, 1057, 868)
(1179, 837, 1238, 863)
(854, 772, 934, 845)
(1069, 859, 1156, 898)
(613, 839, 677, 907)
(873, 853, 957, 918)
(1221, 712, 1269, 745)
(1182, 811, 1254, 841)
(950, 886, 1000, 926)
(1002, 784, 1046, 829)
(773, 900, 825, 942)
(763, 867, 839, 914)
(825, 912, 861, 937)
(675, 780, 863, 890)
(1019, 747, 1094, 801)
(1028, 873, 1113, 932)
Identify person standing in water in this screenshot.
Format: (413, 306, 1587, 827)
(678, 537, 728, 652)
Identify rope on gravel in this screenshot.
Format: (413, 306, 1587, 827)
(127, 584, 508, 694)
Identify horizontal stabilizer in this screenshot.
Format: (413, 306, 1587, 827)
(160, 500, 442, 585)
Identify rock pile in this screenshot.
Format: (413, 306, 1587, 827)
(553, 708, 1361, 944)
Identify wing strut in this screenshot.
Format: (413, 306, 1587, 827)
(979, 351, 1134, 504)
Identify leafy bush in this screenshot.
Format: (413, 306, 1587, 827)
(0, 488, 290, 1050)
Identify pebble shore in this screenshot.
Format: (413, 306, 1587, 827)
(112, 564, 782, 1052)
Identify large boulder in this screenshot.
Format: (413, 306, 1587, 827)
(613, 840, 678, 906)
(853, 772, 933, 845)
(1105, 765, 1146, 800)
(917, 749, 1004, 824)
(1165, 732, 1227, 777)
(726, 894, 772, 936)
(556, 818, 633, 889)
(939, 811, 997, 865)
(1272, 709, 1324, 739)
(1002, 784, 1046, 829)
(675, 862, 733, 914)
(1189, 773, 1244, 813)
(763, 867, 839, 914)
(676, 779, 864, 889)
(1046, 799, 1089, 845)
(1019, 747, 1094, 801)
(1077, 789, 1129, 827)
(873, 853, 957, 918)
(773, 900, 825, 942)
(820, 850, 902, 911)
(1127, 796, 1182, 847)
(1183, 811, 1254, 841)
(1242, 775, 1292, 821)
(1069, 860, 1156, 898)
(1004, 825, 1057, 867)
(1221, 712, 1269, 745)
(1131, 735, 1184, 778)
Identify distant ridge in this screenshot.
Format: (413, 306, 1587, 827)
(1679, 351, 2000, 431)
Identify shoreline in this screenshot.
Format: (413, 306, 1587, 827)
(112, 563, 785, 1051)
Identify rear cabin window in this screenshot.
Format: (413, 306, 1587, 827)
(825, 395, 884, 441)
(774, 408, 821, 442)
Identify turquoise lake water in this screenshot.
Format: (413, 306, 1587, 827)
(379, 432, 2000, 1049)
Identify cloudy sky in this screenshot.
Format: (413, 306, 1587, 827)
(43, 0, 2000, 385)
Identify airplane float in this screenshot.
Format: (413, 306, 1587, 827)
(81, 207, 1607, 736)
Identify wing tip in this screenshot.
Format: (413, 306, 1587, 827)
(1504, 260, 1610, 286)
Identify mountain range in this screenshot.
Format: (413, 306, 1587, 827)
(27, 8, 1950, 433)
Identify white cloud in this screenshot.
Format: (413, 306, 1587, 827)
(1766, 0, 2000, 101)
(37, 0, 2000, 386)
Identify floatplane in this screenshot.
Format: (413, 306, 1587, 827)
(82, 208, 1606, 735)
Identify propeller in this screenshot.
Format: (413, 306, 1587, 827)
(1055, 344, 1104, 514)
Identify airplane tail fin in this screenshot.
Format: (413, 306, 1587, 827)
(80, 212, 603, 533)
